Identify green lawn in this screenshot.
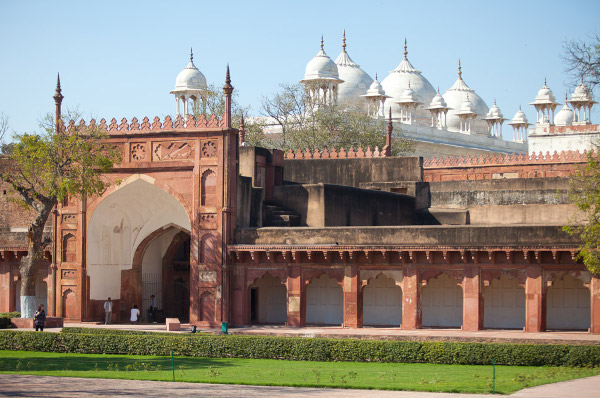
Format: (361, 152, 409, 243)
(1, 350, 597, 394)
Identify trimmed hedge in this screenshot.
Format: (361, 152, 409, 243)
(0, 312, 21, 329)
(61, 327, 177, 336)
(1, 330, 599, 367)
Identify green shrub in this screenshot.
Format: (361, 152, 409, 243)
(1, 330, 599, 367)
(0, 312, 21, 329)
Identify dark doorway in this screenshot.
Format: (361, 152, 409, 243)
(163, 234, 191, 323)
(250, 287, 258, 323)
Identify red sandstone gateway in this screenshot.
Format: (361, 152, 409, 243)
(1, 71, 599, 334)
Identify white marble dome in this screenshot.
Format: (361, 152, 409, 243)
(571, 81, 593, 102)
(173, 51, 207, 92)
(428, 89, 448, 109)
(531, 80, 557, 105)
(443, 62, 489, 133)
(486, 101, 504, 119)
(363, 75, 387, 97)
(335, 36, 373, 103)
(510, 107, 529, 124)
(302, 39, 341, 82)
(381, 41, 436, 119)
(554, 103, 574, 126)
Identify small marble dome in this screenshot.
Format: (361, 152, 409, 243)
(301, 37, 342, 82)
(443, 61, 489, 132)
(571, 81, 593, 102)
(363, 75, 387, 97)
(381, 40, 436, 118)
(531, 80, 557, 105)
(510, 107, 529, 124)
(428, 89, 448, 109)
(457, 94, 477, 115)
(335, 32, 373, 103)
(173, 49, 207, 92)
(486, 101, 504, 119)
(554, 103, 575, 126)
(397, 83, 421, 104)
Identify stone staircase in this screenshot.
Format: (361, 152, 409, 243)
(263, 202, 301, 227)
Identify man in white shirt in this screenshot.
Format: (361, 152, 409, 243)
(104, 297, 113, 325)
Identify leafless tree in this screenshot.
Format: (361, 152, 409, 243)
(562, 32, 600, 92)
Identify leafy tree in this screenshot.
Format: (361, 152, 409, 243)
(0, 110, 120, 317)
(564, 151, 600, 274)
(260, 83, 413, 155)
(562, 32, 600, 91)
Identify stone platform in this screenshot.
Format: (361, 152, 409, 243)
(11, 317, 64, 329)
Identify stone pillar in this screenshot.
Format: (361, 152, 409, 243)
(231, 264, 248, 326)
(462, 265, 483, 331)
(286, 265, 304, 327)
(591, 275, 600, 334)
(525, 265, 545, 332)
(343, 264, 362, 328)
(402, 264, 421, 329)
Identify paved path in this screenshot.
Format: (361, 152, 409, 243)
(1, 374, 599, 397)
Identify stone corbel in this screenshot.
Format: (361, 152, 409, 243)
(306, 251, 313, 262)
(488, 251, 496, 264)
(534, 251, 541, 264)
(347, 251, 355, 263)
(506, 251, 514, 264)
(409, 251, 416, 264)
(282, 251, 291, 263)
(443, 251, 450, 264)
(291, 251, 300, 264)
(380, 250, 390, 263)
(265, 251, 274, 263)
(426, 251, 433, 264)
(250, 251, 260, 264)
(323, 251, 330, 263)
(551, 250, 559, 264)
(364, 250, 372, 264)
(525, 251, 533, 264)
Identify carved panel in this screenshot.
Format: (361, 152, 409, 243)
(201, 169, 217, 206)
(153, 141, 194, 161)
(201, 140, 217, 158)
(198, 271, 217, 282)
(61, 269, 77, 279)
(130, 143, 146, 161)
(198, 213, 217, 229)
(61, 214, 77, 225)
(62, 233, 77, 263)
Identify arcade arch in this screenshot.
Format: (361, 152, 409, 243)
(250, 273, 286, 324)
(363, 273, 402, 326)
(306, 274, 343, 325)
(547, 274, 590, 330)
(483, 274, 525, 329)
(422, 273, 463, 328)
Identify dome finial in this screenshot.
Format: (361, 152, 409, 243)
(320, 35, 324, 51)
(544, 77, 547, 87)
(437, 86, 440, 94)
(403, 37, 408, 59)
(458, 59, 462, 79)
(342, 30, 346, 52)
(190, 47, 193, 62)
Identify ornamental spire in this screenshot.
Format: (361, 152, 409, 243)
(458, 59, 462, 79)
(190, 47, 193, 62)
(320, 35, 324, 51)
(403, 37, 407, 59)
(342, 30, 346, 52)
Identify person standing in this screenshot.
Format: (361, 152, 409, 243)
(104, 297, 113, 325)
(149, 295, 157, 323)
(130, 304, 140, 325)
(34, 304, 46, 332)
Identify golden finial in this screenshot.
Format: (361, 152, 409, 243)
(403, 37, 407, 58)
(320, 35, 324, 51)
(342, 30, 346, 52)
(458, 59, 462, 79)
(190, 47, 193, 62)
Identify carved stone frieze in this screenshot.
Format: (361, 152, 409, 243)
(201, 141, 217, 158)
(153, 141, 194, 161)
(130, 143, 146, 161)
(61, 269, 77, 279)
(199, 270, 217, 282)
(61, 214, 77, 225)
(198, 213, 217, 229)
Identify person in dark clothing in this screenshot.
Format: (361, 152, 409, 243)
(34, 304, 46, 332)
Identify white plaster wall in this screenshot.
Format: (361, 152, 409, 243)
(306, 274, 343, 325)
(422, 274, 463, 328)
(483, 275, 525, 329)
(87, 176, 190, 300)
(528, 131, 600, 154)
(254, 273, 286, 324)
(547, 275, 590, 330)
(363, 274, 402, 326)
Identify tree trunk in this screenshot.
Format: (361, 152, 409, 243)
(19, 202, 53, 318)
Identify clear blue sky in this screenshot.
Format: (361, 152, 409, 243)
(1, 0, 598, 142)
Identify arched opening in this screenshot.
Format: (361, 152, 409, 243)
(363, 273, 402, 327)
(250, 273, 286, 325)
(62, 289, 77, 320)
(87, 176, 190, 322)
(547, 274, 590, 331)
(306, 274, 343, 325)
(422, 273, 463, 328)
(201, 170, 217, 206)
(199, 290, 215, 322)
(483, 274, 525, 329)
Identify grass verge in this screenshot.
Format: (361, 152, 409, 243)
(1, 350, 598, 394)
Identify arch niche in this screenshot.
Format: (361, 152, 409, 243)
(87, 175, 191, 322)
(422, 273, 463, 328)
